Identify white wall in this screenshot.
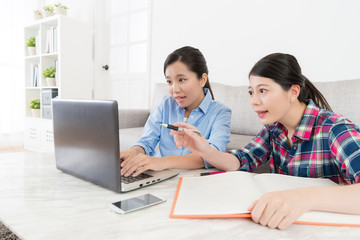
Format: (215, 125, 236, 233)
(33, 0, 360, 107)
(150, 0, 360, 88)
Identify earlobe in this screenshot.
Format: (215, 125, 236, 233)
(290, 85, 301, 102)
(201, 73, 208, 87)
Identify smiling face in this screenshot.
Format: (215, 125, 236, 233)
(165, 61, 206, 113)
(248, 75, 295, 125)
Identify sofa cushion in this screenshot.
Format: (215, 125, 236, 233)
(120, 127, 144, 151)
(150, 83, 170, 112)
(314, 79, 360, 125)
(119, 109, 149, 129)
(211, 83, 263, 135)
(227, 134, 255, 150)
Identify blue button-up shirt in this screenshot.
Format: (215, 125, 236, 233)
(134, 88, 231, 168)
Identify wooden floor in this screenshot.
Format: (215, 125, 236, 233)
(0, 148, 30, 154)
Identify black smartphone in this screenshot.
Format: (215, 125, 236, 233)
(108, 193, 166, 214)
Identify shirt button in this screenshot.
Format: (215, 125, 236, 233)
(191, 116, 194, 118)
(293, 146, 297, 150)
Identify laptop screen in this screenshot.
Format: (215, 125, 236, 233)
(52, 99, 122, 192)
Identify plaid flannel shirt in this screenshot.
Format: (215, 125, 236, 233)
(230, 100, 360, 185)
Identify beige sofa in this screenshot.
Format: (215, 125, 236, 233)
(119, 79, 360, 173)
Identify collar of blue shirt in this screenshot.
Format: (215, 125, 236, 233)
(175, 88, 212, 114)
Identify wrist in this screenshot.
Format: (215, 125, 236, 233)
(298, 187, 321, 212)
(201, 145, 217, 161)
(131, 145, 145, 155)
(160, 156, 171, 169)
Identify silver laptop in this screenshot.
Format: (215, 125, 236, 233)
(52, 99, 178, 193)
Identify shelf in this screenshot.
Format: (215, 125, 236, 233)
(26, 116, 48, 120)
(41, 86, 58, 89)
(25, 87, 41, 90)
(25, 87, 59, 90)
(25, 55, 40, 60)
(42, 52, 58, 58)
(24, 15, 92, 152)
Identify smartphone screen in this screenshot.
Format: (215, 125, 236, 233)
(110, 194, 165, 213)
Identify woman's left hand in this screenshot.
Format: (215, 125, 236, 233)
(248, 188, 310, 230)
(120, 153, 167, 177)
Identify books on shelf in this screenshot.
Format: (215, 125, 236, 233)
(46, 27, 57, 53)
(55, 60, 59, 80)
(170, 171, 360, 227)
(41, 89, 58, 119)
(29, 64, 39, 87)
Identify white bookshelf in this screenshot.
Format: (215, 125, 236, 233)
(24, 15, 92, 152)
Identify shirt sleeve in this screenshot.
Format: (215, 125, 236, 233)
(203, 107, 232, 169)
(328, 120, 360, 184)
(228, 125, 272, 172)
(132, 99, 164, 156)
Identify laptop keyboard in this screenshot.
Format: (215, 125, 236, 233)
(121, 172, 152, 184)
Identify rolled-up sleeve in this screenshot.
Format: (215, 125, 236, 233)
(203, 107, 232, 168)
(228, 126, 271, 172)
(132, 100, 163, 156)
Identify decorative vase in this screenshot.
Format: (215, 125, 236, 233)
(28, 47, 36, 56)
(46, 77, 56, 86)
(56, 8, 67, 15)
(43, 11, 54, 17)
(33, 15, 42, 20)
(31, 109, 40, 118)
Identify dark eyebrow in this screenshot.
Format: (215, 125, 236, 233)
(166, 74, 187, 79)
(176, 74, 186, 77)
(249, 84, 270, 89)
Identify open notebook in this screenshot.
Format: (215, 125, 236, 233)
(170, 172, 360, 227)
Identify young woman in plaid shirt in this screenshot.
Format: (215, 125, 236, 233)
(171, 53, 360, 230)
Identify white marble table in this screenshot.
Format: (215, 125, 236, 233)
(1, 152, 360, 240)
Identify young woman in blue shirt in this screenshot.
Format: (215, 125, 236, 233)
(120, 46, 231, 177)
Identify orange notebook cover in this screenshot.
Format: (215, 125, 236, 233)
(170, 172, 360, 227)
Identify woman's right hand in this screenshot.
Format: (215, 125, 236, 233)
(120, 146, 144, 163)
(169, 122, 212, 158)
(170, 122, 241, 171)
(120, 149, 135, 162)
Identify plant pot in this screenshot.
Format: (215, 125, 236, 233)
(33, 15, 42, 20)
(46, 77, 56, 86)
(56, 8, 67, 15)
(31, 109, 40, 118)
(28, 47, 36, 56)
(43, 11, 54, 17)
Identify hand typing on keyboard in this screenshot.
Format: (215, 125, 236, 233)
(120, 146, 168, 177)
(121, 172, 152, 184)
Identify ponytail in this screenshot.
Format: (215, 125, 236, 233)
(249, 53, 332, 111)
(204, 79, 215, 100)
(300, 76, 332, 111)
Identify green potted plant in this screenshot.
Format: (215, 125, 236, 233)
(26, 36, 36, 56)
(29, 99, 40, 118)
(43, 66, 56, 86)
(33, 9, 43, 20)
(43, 5, 55, 17)
(54, 3, 69, 15)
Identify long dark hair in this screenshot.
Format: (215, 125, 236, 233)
(249, 53, 332, 111)
(163, 46, 214, 100)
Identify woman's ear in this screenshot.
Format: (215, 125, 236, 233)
(200, 73, 208, 87)
(289, 84, 301, 102)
